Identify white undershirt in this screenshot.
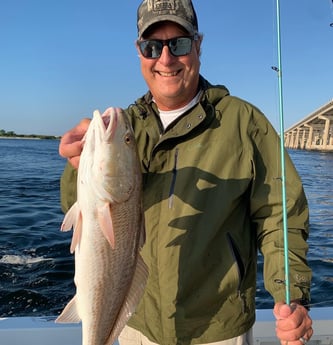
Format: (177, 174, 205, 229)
(157, 91, 202, 129)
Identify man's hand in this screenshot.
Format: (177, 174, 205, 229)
(59, 118, 91, 169)
(274, 302, 313, 345)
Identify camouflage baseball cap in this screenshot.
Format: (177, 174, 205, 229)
(137, 0, 198, 38)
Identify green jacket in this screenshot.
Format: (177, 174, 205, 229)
(60, 76, 311, 345)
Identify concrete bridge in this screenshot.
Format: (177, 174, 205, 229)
(284, 99, 333, 151)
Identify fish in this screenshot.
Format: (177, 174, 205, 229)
(56, 107, 148, 345)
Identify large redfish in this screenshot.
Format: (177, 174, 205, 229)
(56, 107, 148, 345)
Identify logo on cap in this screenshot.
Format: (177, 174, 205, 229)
(148, 0, 176, 12)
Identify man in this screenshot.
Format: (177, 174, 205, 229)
(59, 1, 313, 344)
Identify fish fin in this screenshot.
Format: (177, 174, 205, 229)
(70, 212, 82, 254)
(106, 255, 148, 345)
(97, 203, 115, 249)
(55, 296, 81, 323)
(61, 202, 80, 232)
(127, 254, 148, 308)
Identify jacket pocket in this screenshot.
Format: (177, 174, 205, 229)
(168, 148, 179, 208)
(227, 232, 245, 297)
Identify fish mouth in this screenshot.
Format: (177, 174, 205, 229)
(99, 107, 119, 141)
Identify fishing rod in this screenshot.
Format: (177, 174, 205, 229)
(272, 0, 291, 305)
(273, 0, 333, 308)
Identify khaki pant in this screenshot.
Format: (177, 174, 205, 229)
(118, 325, 253, 345)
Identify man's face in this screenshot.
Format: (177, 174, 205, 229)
(137, 21, 202, 111)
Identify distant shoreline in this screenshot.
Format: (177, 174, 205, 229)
(0, 136, 41, 140)
(0, 136, 60, 140)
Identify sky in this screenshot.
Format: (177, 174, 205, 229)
(0, 0, 332, 136)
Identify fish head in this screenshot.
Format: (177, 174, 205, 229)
(87, 107, 141, 204)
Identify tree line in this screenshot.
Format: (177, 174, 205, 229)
(0, 129, 59, 140)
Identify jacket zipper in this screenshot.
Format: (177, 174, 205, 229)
(168, 148, 179, 208)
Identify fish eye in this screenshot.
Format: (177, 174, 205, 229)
(124, 134, 132, 144)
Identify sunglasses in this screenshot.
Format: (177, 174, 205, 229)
(137, 34, 199, 59)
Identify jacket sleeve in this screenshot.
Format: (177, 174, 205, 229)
(60, 162, 78, 214)
(249, 109, 311, 303)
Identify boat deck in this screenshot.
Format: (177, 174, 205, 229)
(0, 308, 332, 345)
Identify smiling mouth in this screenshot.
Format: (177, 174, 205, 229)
(157, 70, 180, 77)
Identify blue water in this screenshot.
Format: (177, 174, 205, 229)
(0, 139, 332, 317)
